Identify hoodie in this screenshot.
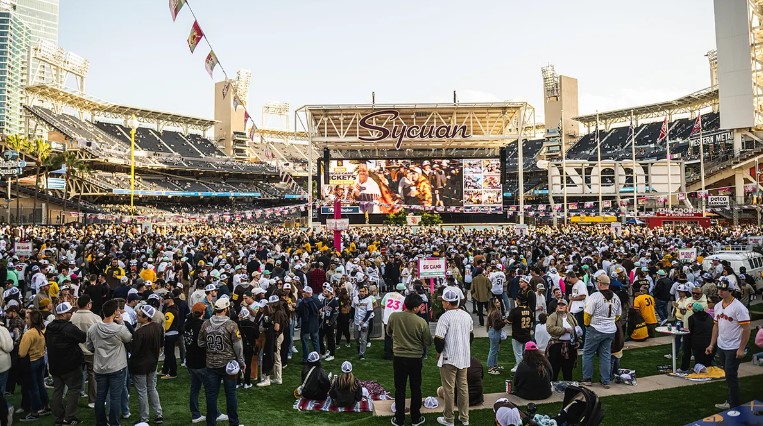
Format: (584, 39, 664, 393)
(45, 319, 86, 376)
(86, 321, 133, 374)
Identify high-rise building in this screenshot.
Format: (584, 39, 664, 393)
(14, 0, 57, 45)
(0, 5, 31, 136)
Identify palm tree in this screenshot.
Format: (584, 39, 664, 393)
(28, 138, 52, 224)
(3, 135, 30, 224)
(59, 151, 89, 225)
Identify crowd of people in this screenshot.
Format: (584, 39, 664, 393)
(0, 222, 760, 426)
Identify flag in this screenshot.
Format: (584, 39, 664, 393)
(222, 81, 231, 99)
(233, 96, 241, 110)
(204, 51, 218, 77)
(658, 116, 669, 142)
(248, 126, 255, 141)
(690, 113, 702, 137)
(187, 21, 204, 53)
(244, 111, 250, 126)
(628, 114, 635, 142)
(169, 0, 185, 21)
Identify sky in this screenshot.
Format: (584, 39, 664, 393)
(59, 0, 717, 127)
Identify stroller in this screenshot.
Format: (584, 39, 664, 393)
(522, 386, 604, 426)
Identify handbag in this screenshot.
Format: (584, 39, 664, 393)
(294, 366, 316, 398)
(499, 330, 508, 341)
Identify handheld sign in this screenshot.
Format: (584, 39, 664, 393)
(678, 248, 697, 263)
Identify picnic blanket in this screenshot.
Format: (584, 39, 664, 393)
(293, 380, 391, 412)
(668, 366, 726, 381)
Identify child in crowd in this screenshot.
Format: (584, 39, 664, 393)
(534, 313, 550, 353)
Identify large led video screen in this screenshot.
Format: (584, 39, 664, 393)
(323, 159, 502, 214)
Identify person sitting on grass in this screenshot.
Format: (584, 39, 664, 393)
(512, 341, 552, 401)
(299, 351, 331, 401)
(329, 361, 364, 408)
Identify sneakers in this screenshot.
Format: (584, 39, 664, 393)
(256, 378, 271, 387)
(459, 420, 469, 426)
(676, 369, 689, 375)
(325, 355, 335, 362)
(715, 402, 731, 410)
(412, 417, 426, 426)
(123, 412, 131, 419)
(510, 366, 517, 373)
(20, 414, 39, 422)
(359, 355, 365, 360)
(160, 374, 177, 380)
(581, 380, 593, 386)
(436, 417, 454, 426)
(600, 383, 611, 389)
(272, 379, 282, 385)
(87, 403, 95, 409)
(292, 346, 298, 353)
(243, 383, 253, 389)
(192, 416, 206, 424)
(345, 343, 351, 348)
(216, 413, 229, 422)
(664, 354, 673, 359)
(367, 342, 372, 348)
(63, 417, 82, 425)
(488, 367, 501, 375)
(39, 408, 52, 416)
(133, 421, 148, 426)
(154, 417, 163, 424)
(391, 418, 405, 426)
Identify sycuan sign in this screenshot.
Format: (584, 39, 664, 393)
(358, 109, 471, 149)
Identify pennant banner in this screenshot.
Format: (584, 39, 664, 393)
(169, 0, 186, 21)
(188, 20, 204, 53)
(222, 81, 231, 99)
(601, 200, 611, 208)
(204, 51, 218, 77)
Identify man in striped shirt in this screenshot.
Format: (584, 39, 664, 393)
(435, 288, 473, 426)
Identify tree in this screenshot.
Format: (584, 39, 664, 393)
(384, 209, 408, 226)
(4, 135, 30, 224)
(59, 151, 89, 226)
(421, 211, 443, 226)
(28, 139, 52, 224)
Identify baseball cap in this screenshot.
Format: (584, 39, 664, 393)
(524, 341, 538, 351)
(147, 293, 162, 302)
(396, 283, 406, 291)
(341, 361, 353, 373)
(692, 302, 705, 312)
(225, 360, 240, 376)
(303, 286, 313, 294)
(238, 308, 250, 320)
(127, 293, 142, 302)
(214, 298, 230, 310)
(268, 295, 280, 304)
(253, 288, 266, 296)
(307, 351, 320, 363)
(205, 283, 217, 292)
(494, 398, 522, 426)
(423, 396, 439, 409)
(55, 302, 74, 315)
(716, 278, 732, 291)
(536, 283, 545, 290)
(191, 302, 206, 315)
(657, 270, 667, 276)
(442, 288, 461, 303)
(597, 275, 611, 285)
(557, 298, 568, 305)
(676, 284, 690, 293)
(283, 283, 292, 290)
(140, 305, 156, 318)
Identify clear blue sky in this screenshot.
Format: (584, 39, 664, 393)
(60, 0, 717, 126)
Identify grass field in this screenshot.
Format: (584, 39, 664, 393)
(11, 334, 762, 426)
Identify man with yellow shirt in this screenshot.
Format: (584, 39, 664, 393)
(140, 263, 157, 283)
(632, 285, 657, 337)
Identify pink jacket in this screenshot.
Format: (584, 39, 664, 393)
(756, 328, 763, 349)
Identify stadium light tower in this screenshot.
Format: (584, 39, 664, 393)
(127, 115, 138, 215)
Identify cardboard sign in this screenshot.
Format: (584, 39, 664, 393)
(748, 236, 763, 246)
(611, 222, 622, 236)
(418, 257, 447, 279)
(678, 248, 697, 262)
(13, 242, 32, 256)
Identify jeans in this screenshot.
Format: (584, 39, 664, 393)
(718, 349, 742, 407)
(393, 356, 423, 424)
(52, 368, 82, 423)
(440, 364, 469, 424)
(95, 367, 127, 426)
(162, 334, 179, 376)
(287, 317, 296, 357)
(300, 329, 320, 362)
(355, 324, 369, 356)
(26, 358, 48, 413)
(204, 367, 239, 426)
(656, 300, 669, 322)
(84, 355, 96, 403)
(511, 339, 524, 367)
(487, 328, 501, 368)
(133, 372, 162, 421)
(189, 368, 221, 421)
(0, 370, 7, 395)
(582, 327, 615, 385)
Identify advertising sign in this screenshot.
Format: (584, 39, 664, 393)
(0, 159, 25, 176)
(14, 242, 33, 256)
(515, 224, 528, 236)
(325, 218, 350, 231)
(418, 257, 447, 279)
(678, 248, 697, 262)
(406, 215, 422, 226)
(320, 206, 361, 215)
(611, 222, 622, 236)
(708, 196, 730, 207)
(748, 236, 763, 246)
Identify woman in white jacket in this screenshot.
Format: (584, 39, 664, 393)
(0, 323, 13, 394)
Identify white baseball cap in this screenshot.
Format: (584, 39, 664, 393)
(225, 360, 240, 376)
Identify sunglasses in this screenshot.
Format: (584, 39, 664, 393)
(692, 292, 702, 296)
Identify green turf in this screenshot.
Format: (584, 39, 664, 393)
(11, 336, 762, 426)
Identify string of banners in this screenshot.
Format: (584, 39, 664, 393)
(74, 204, 308, 223)
(167, 0, 304, 195)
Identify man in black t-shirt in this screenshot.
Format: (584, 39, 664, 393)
(507, 292, 533, 373)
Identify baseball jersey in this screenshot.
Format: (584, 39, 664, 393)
(714, 298, 751, 351)
(198, 317, 241, 369)
(381, 292, 405, 324)
(633, 294, 657, 325)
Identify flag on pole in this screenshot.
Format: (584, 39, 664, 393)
(204, 51, 218, 77)
(657, 116, 669, 142)
(187, 21, 204, 53)
(248, 125, 255, 141)
(628, 114, 635, 141)
(233, 96, 241, 110)
(690, 113, 702, 137)
(169, 0, 185, 21)
(222, 81, 231, 99)
(244, 111, 250, 126)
